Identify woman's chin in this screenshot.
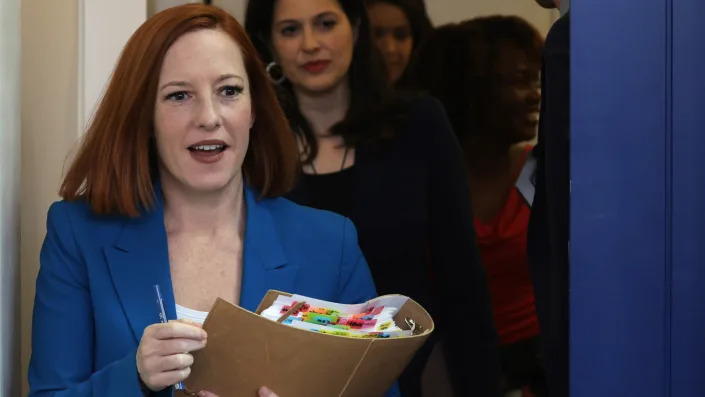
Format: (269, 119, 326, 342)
(185, 176, 239, 195)
(295, 74, 343, 96)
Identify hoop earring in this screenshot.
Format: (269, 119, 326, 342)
(266, 61, 286, 85)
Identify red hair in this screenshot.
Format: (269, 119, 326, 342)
(60, 4, 298, 216)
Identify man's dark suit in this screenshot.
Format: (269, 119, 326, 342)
(527, 11, 570, 397)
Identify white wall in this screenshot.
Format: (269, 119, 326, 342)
(0, 0, 22, 395)
(424, 0, 560, 37)
(148, 0, 200, 18)
(212, 0, 247, 22)
(79, 0, 146, 131)
(147, 0, 247, 22)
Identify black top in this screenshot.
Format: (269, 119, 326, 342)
(527, 12, 570, 397)
(296, 167, 356, 219)
(287, 96, 502, 397)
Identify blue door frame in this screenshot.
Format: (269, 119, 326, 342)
(571, 1, 705, 396)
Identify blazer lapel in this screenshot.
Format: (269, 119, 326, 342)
(104, 191, 176, 343)
(239, 186, 296, 311)
(104, 183, 296, 339)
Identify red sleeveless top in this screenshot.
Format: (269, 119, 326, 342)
(474, 147, 540, 345)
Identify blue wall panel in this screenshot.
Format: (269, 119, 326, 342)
(571, 1, 670, 396)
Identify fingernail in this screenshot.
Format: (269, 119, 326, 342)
(258, 386, 272, 397)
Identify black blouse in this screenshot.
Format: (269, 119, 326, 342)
(294, 167, 355, 219)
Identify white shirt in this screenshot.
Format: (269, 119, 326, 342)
(175, 303, 208, 325)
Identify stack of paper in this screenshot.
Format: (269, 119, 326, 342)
(260, 294, 417, 338)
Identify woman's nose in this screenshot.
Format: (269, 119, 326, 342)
(302, 26, 320, 53)
(379, 35, 398, 55)
(196, 98, 220, 131)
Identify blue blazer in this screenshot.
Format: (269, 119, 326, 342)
(28, 185, 397, 397)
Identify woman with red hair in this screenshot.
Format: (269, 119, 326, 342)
(28, 5, 383, 397)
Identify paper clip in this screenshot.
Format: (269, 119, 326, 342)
(405, 318, 424, 335)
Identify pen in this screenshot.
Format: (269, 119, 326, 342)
(153, 284, 186, 392)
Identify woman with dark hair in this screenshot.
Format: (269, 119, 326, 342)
(365, 0, 433, 84)
(28, 4, 381, 397)
(409, 16, 548, 396)
(245, 1, 501, 396)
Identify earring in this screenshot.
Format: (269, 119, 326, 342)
(266, 61, 286, 85)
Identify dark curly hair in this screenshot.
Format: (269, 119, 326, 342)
(407, 15, 544, 146)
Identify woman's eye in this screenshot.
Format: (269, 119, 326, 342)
(165, 91, 188, 101)
(393, 28, 411, 42)
(372, 27, 386, 39)
(219, 85, 243, 97)
(320, 19, 337, 30)
(280, 25, 299, 36)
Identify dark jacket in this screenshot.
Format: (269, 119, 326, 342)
(527, 12, 571, 397)
(288, 96, 502, 397)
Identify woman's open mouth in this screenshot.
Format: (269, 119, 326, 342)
(187, 141, 229, 163)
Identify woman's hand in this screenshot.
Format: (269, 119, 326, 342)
(196, 386, 279, 397)
(136, 319, 207, 391)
